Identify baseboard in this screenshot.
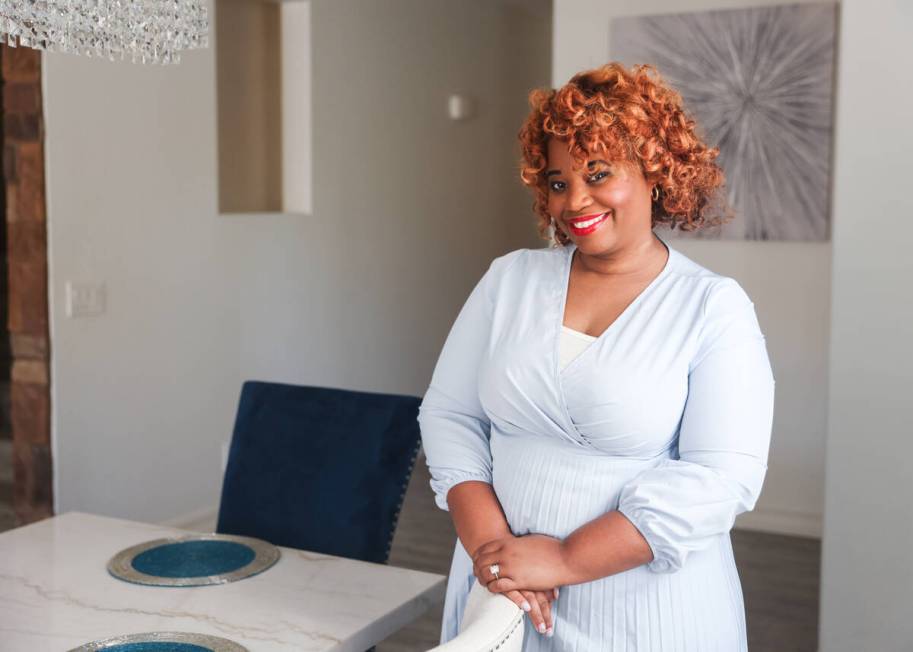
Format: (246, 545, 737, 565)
(160, 506, 219, 533)
(736, 506, 822, 539)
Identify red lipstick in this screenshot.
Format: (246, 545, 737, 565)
(566, 211, 610, 236)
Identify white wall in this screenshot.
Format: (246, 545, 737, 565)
(44, 0, 549, 524)
(553, 0, 832, 538)
(44, 42, 240, 525)
(819, 0, 913, 648)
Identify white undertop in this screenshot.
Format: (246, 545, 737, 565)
(560, 325, 597, 370)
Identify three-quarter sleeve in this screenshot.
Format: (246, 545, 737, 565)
(616, 278, 775, 573)
(419, 253, 516, 511)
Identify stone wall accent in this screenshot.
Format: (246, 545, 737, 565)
(0, 48, 8, 442)
(2, 45, 52, 525)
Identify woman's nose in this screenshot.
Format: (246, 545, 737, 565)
(567, 182, 593, 213)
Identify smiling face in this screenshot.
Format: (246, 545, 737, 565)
(546, 138, 654, 255)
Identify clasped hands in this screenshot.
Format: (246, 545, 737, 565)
(471, 533, 570, 638)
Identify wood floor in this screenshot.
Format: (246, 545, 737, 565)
(378, 453, 821, 652)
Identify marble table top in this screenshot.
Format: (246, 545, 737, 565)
(0, 512, 446, 651)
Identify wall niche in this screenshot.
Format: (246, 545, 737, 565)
(216, 0, 311, 216)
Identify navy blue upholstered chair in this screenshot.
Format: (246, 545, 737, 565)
(216, 381, 423, 565)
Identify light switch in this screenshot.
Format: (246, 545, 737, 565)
(66, 281, 106, 318)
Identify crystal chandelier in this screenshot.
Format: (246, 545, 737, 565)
(0, 0, 209, 65)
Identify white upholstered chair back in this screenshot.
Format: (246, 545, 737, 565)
(426, 580, 525, 651)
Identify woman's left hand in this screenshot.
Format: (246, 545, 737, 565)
(472, 534, 570, 593)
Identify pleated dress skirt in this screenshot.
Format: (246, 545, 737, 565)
(442, 431, 749, 652)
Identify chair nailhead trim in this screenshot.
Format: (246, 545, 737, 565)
(384, 438, 424, 563)
(487, 614, 524, 651)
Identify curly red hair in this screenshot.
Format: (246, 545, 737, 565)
(518, 62, 730, 245)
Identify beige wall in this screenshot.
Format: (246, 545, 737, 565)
(553, 0, 832, 538)
(43, 0, 549, 524)
(216, 0, 282, 213)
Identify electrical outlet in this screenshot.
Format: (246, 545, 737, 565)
(66, 282, 106, 318)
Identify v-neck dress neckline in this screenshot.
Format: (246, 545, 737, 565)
(553, 236, 677, 447)
(556, 236, 675, 379)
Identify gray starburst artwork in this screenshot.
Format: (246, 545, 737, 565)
(610, 3, 837, 241)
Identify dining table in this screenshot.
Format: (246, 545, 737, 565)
(0, 511, 447, 651)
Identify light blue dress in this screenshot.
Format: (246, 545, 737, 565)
(418, 237, 775, 651)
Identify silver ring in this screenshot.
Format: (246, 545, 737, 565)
(489, 563, 500, 580)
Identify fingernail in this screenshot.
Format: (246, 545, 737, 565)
(521, 601, 531, 612)
(538, 623, 547, 634)
(546, 627, 554, 637)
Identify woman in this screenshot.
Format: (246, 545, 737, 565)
(419, 62, 775, 651)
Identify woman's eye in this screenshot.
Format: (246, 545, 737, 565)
(588, 171, 609, 183)
(549, 181, 566, 193)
